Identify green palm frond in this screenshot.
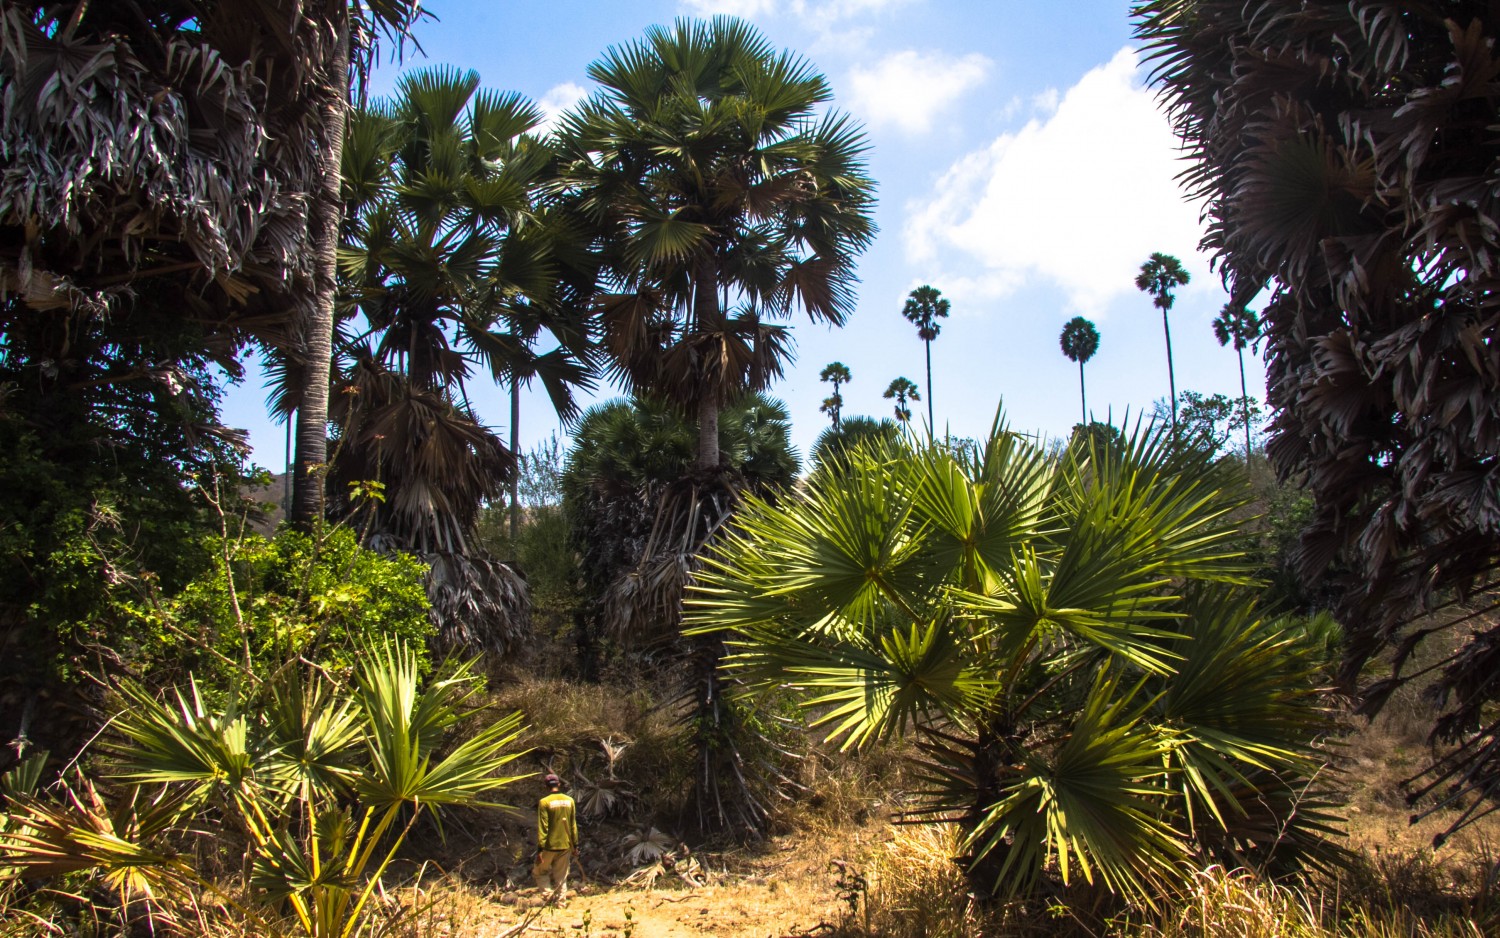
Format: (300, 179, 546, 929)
(262, 667, 363, 802)
(110, 680, 269, 800)
(468, 88, 544, 158)
(395, 66, 481, 141)
(908, 430, 1052, 592)
(1149, 588, 1330, 829)
(967, 673, 1185, 901)
(691, 450, 935, 636)
(353, 643, 528, 809)
(775, 615, 991, 748)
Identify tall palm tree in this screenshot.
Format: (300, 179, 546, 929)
(290, 0, 425, 528)
(819, 361, 852, 428)
(884, 376, 920, 423)
(1135, 253, 1191, 435)
(555, 17, 876, 471)
(330, 67, 590, 651)
(1211, 303, 1262, 460)
(553, 18, 874, 836)
(902, 285, 950, 430)
(1059, 316, 1101, 425)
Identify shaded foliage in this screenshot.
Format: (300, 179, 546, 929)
(811, 415, 904, 473)
(1136, 0, 1500, 837)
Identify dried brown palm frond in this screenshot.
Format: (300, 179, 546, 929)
(330, 354, 530, 654)
(421, 550, 530, 656)
(599, 474, 744, 644)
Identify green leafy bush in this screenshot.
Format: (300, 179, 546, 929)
(122, 526, 435, 687)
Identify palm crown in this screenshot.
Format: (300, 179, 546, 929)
(902, 284, 949, 429)
(1212, 303, 1261, 351)
(555, 17, 876, 468)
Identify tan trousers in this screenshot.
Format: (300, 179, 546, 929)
(532, 849, 573, 895)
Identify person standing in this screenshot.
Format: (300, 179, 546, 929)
(532, 774, 578, 901)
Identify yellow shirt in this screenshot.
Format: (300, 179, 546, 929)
(537, 791, 578, 851)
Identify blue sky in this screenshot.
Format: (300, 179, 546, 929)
(220, 0, 1267, 469)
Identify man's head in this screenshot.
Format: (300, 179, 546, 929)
(543, 773, 561, 791)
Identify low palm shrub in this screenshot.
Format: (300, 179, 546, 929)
(0, 641, 527, 937)
(689, 418, 1344, 902)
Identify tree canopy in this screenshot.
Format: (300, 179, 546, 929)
(554, 17, 876, 470)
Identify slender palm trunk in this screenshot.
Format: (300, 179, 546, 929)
(291, 10, 351, 527)
(1078, 360, 1087, 426)
(1237, 346, 1251, 461)
(694, 265, 722, 471)
(283, 416, 293, 516)
(833, 380, 842, 429)
(1161, 307, 1178, 435)
(924, 340, 934, 432)
(509, 374, 520, 542)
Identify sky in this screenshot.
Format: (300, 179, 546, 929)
(220, 0, 1268, 470)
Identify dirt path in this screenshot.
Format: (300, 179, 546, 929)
(420, 828, 875, 938)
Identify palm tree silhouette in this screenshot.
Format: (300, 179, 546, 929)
(901, 285, 949, 430)
(1059, 316, 1101, 426)
(1212, 302, 1263, 459)
(819, 362, 852, 428)
(1135, 253, 1191, 434)
(884, 376, 920, 424)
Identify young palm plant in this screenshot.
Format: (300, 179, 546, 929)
(687, 419, 1343, 902)
(0, 642, 527, 937)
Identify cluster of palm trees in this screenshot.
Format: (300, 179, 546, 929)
(1053, 252, 1261, 453)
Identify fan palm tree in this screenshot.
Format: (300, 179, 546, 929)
(1135, 253, 1191, 435)
(819, 362, 852, 428)
(1211, 303, 1262, 460)
(902, 285, 950, 430)
(328, 67, 595, 651)
(884, 377, 920, 424)
(554, 17, 876, 471)
(1059, 316, 1101, 425)
(688, 418, 1342, 900)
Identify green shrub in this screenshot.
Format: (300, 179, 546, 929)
(122, 525, 435, 687)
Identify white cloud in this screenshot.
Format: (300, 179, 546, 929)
(847, 50, 991, 135)
(680, 0, 910, 25)
(905, 47, 1209, 317)
(681, 0, 780, 16)
(535, 82, 587, 133)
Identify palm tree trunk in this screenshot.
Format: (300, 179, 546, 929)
(924, 339, 934, 432)
(290, 8, 351, 528)
(694, 264, 721, 471)
(510, 373, 521, 542)
(283, 415, 293, 517)
(1078, 360, 1087, 426)
(1237, 347, 1251, 461)
(697, 396, 720, 470)
(1162, 308, 1177, 435)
